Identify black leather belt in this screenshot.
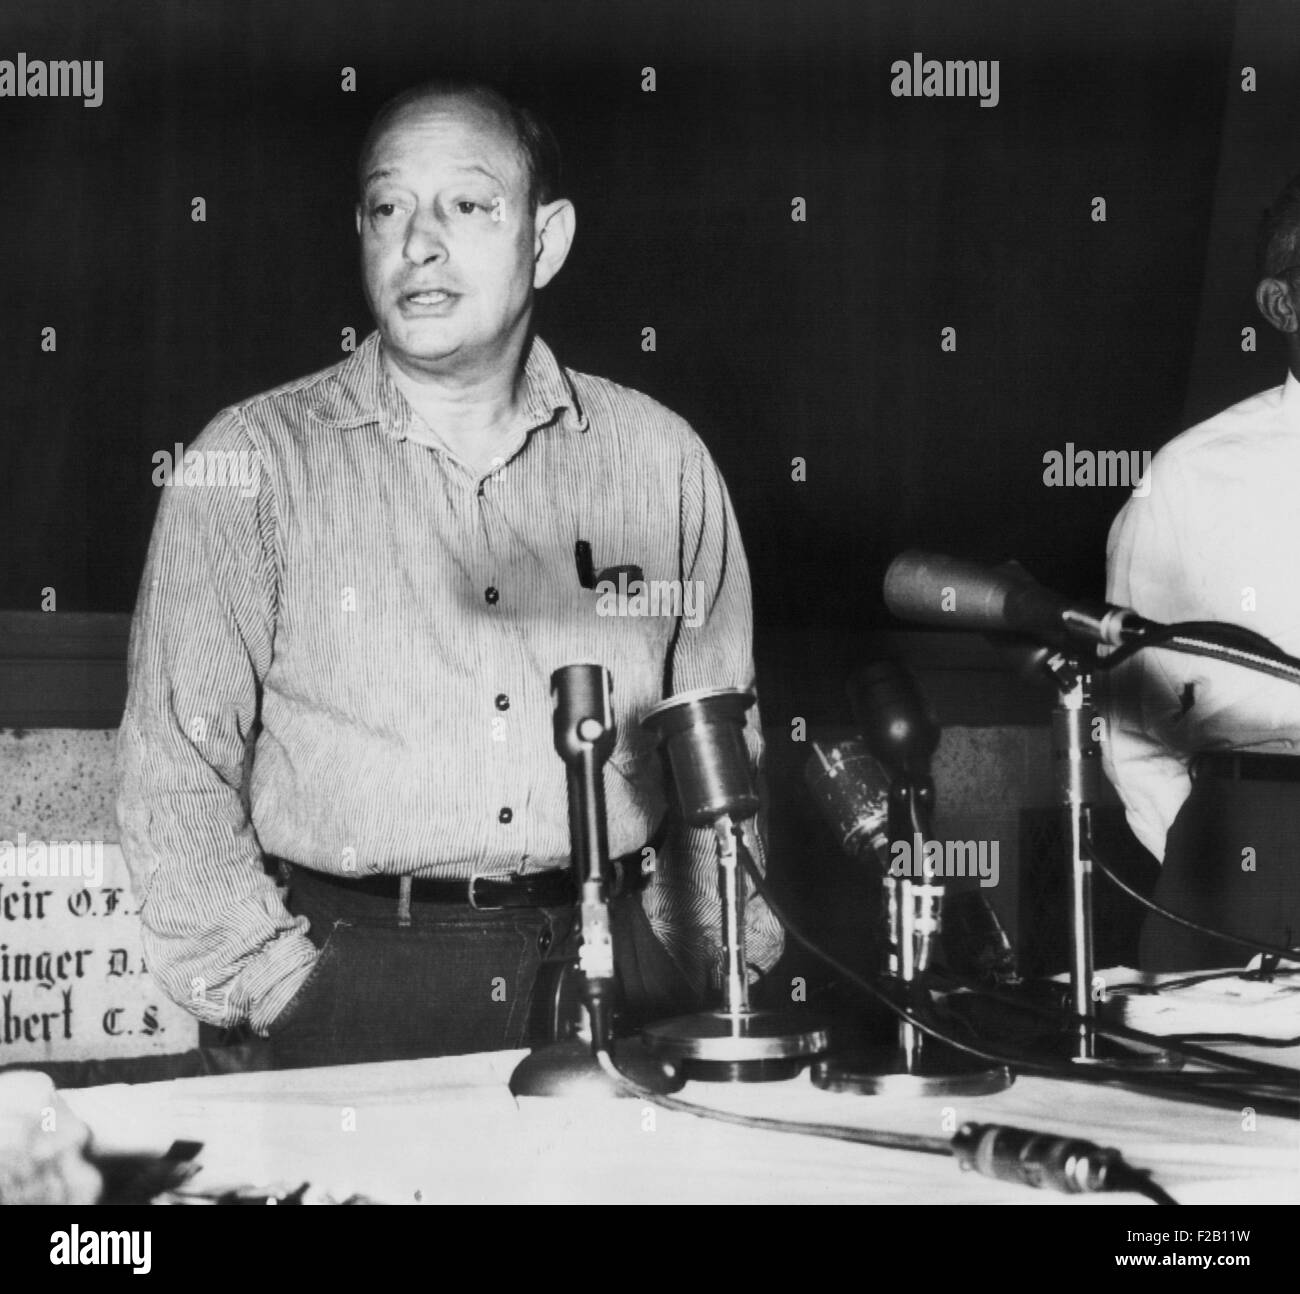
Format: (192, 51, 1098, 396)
(1196, 751, 1300, 783)
(297, 854, 645, 910)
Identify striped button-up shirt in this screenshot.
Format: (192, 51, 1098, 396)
(115, 331, 782, 1035)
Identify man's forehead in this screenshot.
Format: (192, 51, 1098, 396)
(362, 93, 526, 189)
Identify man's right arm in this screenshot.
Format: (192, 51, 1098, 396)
(115, 411, 317, 1035)
(1100, 451, 1202, 863)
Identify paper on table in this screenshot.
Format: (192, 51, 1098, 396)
(1100, 965, 1300, 1040)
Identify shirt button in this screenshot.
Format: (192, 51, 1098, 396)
(484, 586, 500, 605)
(498, 807, 513, 824)
(495, 694, 510, 711)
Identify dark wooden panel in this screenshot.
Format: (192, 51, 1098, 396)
(0, 613, 131, 728)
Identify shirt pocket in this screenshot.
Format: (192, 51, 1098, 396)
(582, 595, 675, 775)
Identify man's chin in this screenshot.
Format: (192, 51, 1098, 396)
(380, 322, 467, 370)
(376, 309, 529, 378)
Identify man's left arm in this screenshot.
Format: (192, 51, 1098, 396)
(641, 438, 785, 993)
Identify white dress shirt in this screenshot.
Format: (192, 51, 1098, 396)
(1102, 370, 1300, 861)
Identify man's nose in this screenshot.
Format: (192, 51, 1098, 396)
(403, 208, 448, 264)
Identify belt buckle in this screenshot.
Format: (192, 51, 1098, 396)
(467, 871, 504, 912)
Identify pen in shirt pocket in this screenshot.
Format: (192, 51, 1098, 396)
(575, 540, 645, 593)
(574, 539, 596, 589)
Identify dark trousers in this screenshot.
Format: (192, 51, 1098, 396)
(1139, 766, 1300, 972)
(266, 866, 703, 1070)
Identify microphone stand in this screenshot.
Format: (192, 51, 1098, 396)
(1039, 650, 1180, 1070)
(812, 762, 1013, 1095)
(812, 662, 1013, 1096)
(509, 664, 683, 1097)
(640, 687, 830, 1081)
(887, 774, 934, 1066)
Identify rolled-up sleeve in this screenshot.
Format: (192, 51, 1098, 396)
(115, 411, 317, 1035)
(641, 439, 785, 989)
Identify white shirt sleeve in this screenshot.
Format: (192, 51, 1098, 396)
(1100, 453, 1198, 862)
(1099, 389, 1300, 861)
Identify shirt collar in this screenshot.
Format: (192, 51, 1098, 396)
(1283, 368, 1300, 427)
(308, 330, 588, 437)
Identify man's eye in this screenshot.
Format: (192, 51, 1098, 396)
(454, 200, 483, 215)
(369, 202, 397, 219)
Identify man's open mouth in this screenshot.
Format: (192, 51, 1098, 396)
(405, 289, 458, 305)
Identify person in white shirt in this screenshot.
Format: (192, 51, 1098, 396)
(1102, 172, 1300, 971)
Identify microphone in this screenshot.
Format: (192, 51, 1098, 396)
(552, 661, 616, 765)
(550, 664, 616, 1049)
(883, 550, 1151, 647)
(847, 659, 940, 780)
(804, 740, 892, 870)
(641, 688, 760, 826)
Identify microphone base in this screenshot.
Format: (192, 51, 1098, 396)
(642, 1009, 830, 1082)
(508, 1037, 684, 1098)
(811, 1043, 1014, 1098)
(680, 1058, 811, 1083)
(1059, 1036, 1184, 1071)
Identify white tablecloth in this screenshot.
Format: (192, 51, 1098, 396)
(62, 1045, 1300, 1205)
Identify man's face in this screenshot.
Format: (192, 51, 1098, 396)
(357, 94, 542, 380)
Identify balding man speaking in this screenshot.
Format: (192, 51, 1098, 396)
(116, 78, 782, 1069)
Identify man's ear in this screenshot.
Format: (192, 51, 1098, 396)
(1256, 276, 1300, 334)
(533, 199, 576, 290)
(355, 205, 363, 236)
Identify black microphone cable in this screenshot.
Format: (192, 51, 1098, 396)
(802, 763, 1300, 1088)
(1095, 619, 1300, 684)
(734, 842, 1300, 1106)
(1084, 838, 1300, 964)
(584, 853, 1296, 1201)
(585, 744, 1290, 1199)
(591, 1046, 1181, 1203)
(920, 974, 1300, 1119)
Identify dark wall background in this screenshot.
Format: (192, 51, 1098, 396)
(5, 0, 1298, 723)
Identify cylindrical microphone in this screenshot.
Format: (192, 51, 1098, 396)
(640, 686, 831, 1072)
(550, 664, 617, 1049)
(642, 687, 759, 826)
(883, 550, 1057, 632)
(883, 550, 1148, 647)
(551, 662, 615, 892)
(804, 741, 891, 868)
